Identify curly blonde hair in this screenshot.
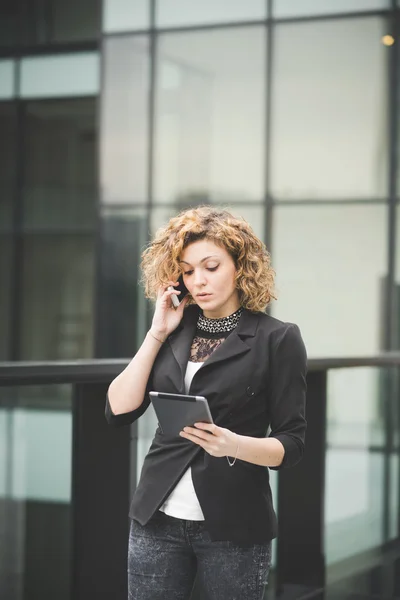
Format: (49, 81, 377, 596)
(141, 206, 277, 312)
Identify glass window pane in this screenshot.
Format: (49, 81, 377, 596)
(0, 0, 99, 48)
(103, 0, 149, 32)
(0, 103, 17, 229)
(51, 0, 100, 42)
(0, 385, 72, 600)
(271, 204, 386, 356)
(150, 203, 265, 241)
(97, 206, 149, 357)
(325, 368, 391, 564)
(271, 18, 388, 200)
(0, 60, 15, 99)
(0, 236, 12, 360)
(23, 99, 97, 230)
(20, 53, 100, 99)
(0, 0, 26, 48)
(18, 235, 95, 360)
(273, 0, 389, 18)
(101, 37, 150, 205)
(155, 28, 266, 204)
(156, 0, 265, 27)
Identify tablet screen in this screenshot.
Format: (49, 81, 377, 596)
(149, 391, 213, 437)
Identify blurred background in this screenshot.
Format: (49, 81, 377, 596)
(1, 1, 400, 599)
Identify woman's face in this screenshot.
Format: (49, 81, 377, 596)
(180, 239, 241, 318)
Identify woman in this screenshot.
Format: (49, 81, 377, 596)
(106, 206, 307, 600)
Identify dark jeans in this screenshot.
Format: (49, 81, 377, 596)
(128, 510, 272, 600)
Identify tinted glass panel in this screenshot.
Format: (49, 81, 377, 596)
(272, 204, 386, 357)
(0, 0, 99, 48)
(156, 0, 265, 27)
(20, 53, 100, 99)
(23, 99, 97, 230)
(0, 236, 12, 360)
(97, 206, 149, 357)
(103, 0, 149, 32)
(101, 37, 150, 205)
(0, 385, 72, 600)
(271, 18, 387, 200)
(273, 0, 389, 18)
(51, 0, 100, 43)
(18, 234, 95, 360)
(0, 103, 17, 229)
(326, 367, 396, 565)
(0, 61, 15, 99)
(155, 28, 266, 204)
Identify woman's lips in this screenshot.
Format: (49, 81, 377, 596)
(197, 293, 211, 300)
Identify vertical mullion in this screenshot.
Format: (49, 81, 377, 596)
(265, 0, 274, 316)
(94, 0, 105, 359)
(386, 2, 399, 352)
(9, 58, 24, 360)
(384, 1, 399, 546)
(145, 0, 157, 333)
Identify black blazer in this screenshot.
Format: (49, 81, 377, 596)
(105, 304, 307, 545)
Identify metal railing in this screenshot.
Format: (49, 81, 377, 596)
(1, 354, 400, 600)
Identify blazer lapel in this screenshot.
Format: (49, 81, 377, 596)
(168, 305, 261, 377)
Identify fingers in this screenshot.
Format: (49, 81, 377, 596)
(181, 426, 214, 441)
(194, 422, 219, 435)
(179, 430, 217, 455)
(157, 284, 181, 302)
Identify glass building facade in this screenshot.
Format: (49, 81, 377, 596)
(1, 0, 398, 363)
(1, 1, 400, 598)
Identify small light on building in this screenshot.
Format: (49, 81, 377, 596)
(382, 35, 395, 47)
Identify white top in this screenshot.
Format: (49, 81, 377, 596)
(159, 360, 205, 520)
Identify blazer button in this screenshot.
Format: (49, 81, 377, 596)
(246, 386, 255, 397)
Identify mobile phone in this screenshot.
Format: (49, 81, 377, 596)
(168, 275, 188, 308)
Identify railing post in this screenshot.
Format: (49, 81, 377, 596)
(276, 369, 327, 594)
(71, 382, 133, 600)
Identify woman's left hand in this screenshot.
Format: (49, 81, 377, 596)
(180, 422, 238, 458)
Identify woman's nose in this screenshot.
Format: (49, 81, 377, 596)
(193, 270, 207, 286)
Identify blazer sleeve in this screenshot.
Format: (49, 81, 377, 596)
(268, 322, 307, 470)
(105, 369, 154, 427)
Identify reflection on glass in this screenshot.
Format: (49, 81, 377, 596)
(273, 0, 389, 18)
(0, 60, 15, 99)
(101, 37, 150, 205)
(0, 0, 99, 47)
(51, 0, 100, 42)
(20, 53, 100, 99)
(156, 0, 265, 27)
(272, 204, 386, 357)
(271, 17, 387, 200)
(0, 103, 17, 229)
(0, 385, 72, 600)
(155, 28, 266, 204)
(103, 0, 149, 32)
(150, 204, 265, 244)
(97, 206, 149, 357)
(19, 235, 95, 360)
(0, 236, 12, 360)
(23, 99, 97, 229)
(325, 368, 396, 564)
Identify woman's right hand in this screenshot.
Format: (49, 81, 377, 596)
(150, 282, 190, 342)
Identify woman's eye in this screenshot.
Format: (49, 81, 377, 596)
(207, 266, 218, 272)
(183, 271, 193, 276)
